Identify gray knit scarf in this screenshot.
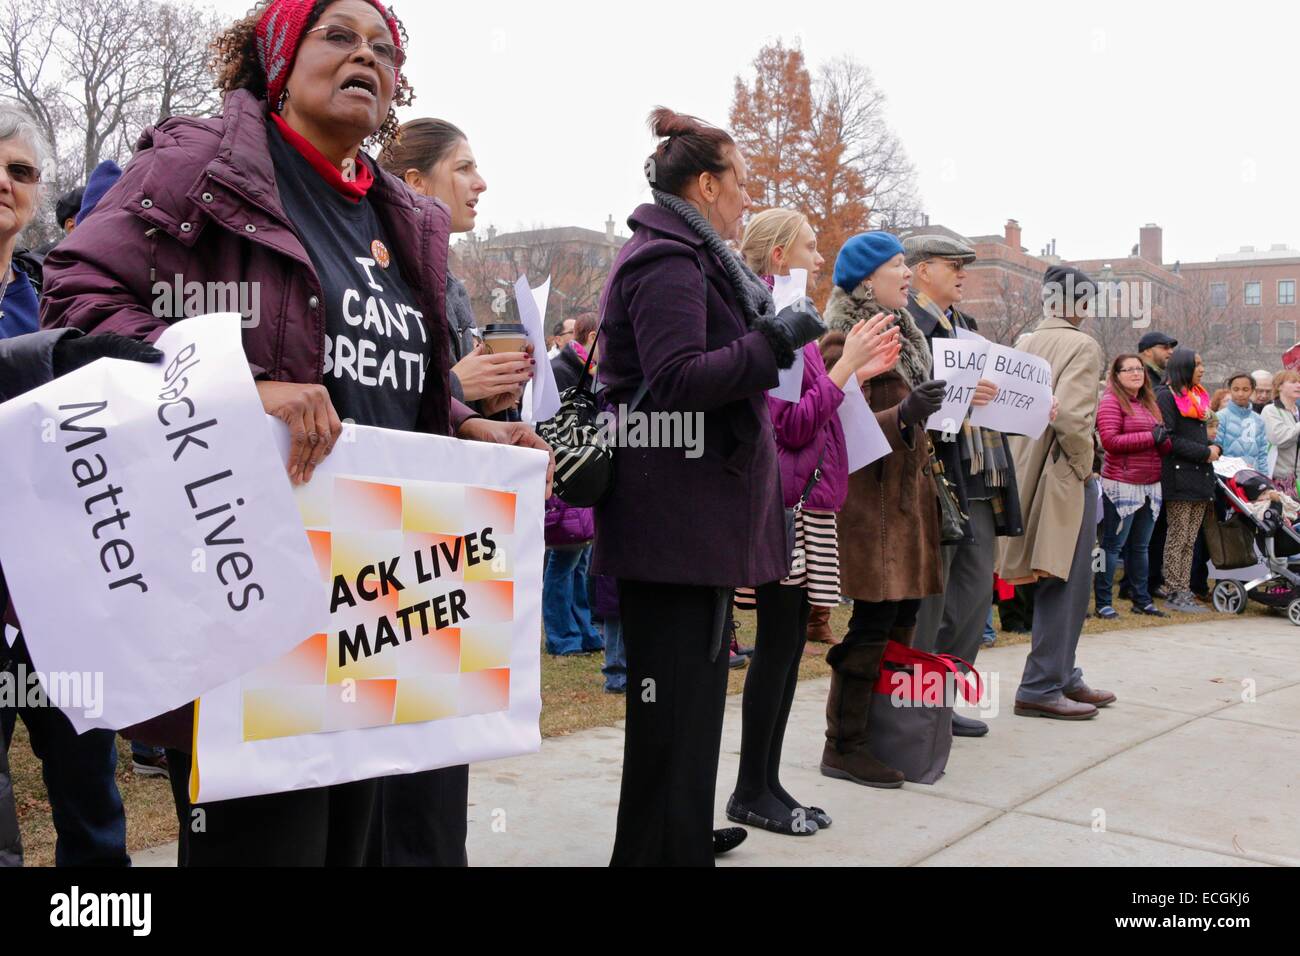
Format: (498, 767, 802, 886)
(651, 189, 775, 326)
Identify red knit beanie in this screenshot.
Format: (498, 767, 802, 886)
(254, 0, 403, 108)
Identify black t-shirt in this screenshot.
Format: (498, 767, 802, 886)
(268, 122, 431, 430)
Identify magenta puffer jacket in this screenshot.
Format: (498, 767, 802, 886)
(1098, 388, 1171, 485)
(545, 496, 594, 547)
(771, 342, 849, 511)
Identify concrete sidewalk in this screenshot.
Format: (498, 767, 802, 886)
(134, 616, 1300, 867)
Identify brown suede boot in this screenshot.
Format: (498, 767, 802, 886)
(806, 604, 836, 644)
(820, 642, 905, 789)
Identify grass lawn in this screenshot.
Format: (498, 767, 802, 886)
(8, 596, 1264, 865)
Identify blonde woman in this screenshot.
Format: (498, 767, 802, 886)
(727, 209, 900, 832)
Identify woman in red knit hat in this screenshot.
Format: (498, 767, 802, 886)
(42, 0, 552, 866)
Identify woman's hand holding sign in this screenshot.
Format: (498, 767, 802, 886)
(256, 381, 343, 485)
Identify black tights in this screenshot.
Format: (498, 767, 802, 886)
(733, 582, 810, 817)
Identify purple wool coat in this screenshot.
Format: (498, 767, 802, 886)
(38, 90, 476, 749)
(771, 341, 848, 511)
(592, 203, 788, 588)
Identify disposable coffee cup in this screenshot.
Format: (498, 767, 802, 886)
(482, 323, 529, 355)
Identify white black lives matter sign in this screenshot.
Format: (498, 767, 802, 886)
(0, 314, 324, 732)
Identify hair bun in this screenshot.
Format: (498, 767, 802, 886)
(648, 106, 702, 139)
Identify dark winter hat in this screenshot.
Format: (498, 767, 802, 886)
(55, 187, 84, 228)
(1137, 331, 1178, 352)
(75, 161, 122, 225)
(1042, 264, 1097, 307)
(833, 231, 906, 293)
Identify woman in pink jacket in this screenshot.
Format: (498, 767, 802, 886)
(728, 209, 900, 835)
(1095, 353, 1173, 618)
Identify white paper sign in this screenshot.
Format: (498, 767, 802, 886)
(0, 314, 325, 732)
(516, 275, 561, 423)
(191, 423, 546, 803)
(968, 344, 1054, 438)
(837, 376, 892, 473)
(927, 338, 988, 434)
(770, 269, 810, 403)
(1213, 456, 1252, 478)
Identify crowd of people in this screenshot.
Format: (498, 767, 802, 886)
(0, 0, 1291, 868)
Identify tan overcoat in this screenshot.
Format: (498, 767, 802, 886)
(997, 316, 1104, 583)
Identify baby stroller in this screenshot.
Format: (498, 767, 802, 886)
(1208, 469, 1300, 624)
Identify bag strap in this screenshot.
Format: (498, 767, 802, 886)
(796, 446, 827, 509)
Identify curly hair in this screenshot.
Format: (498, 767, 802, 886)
(209, 1, 415, 151)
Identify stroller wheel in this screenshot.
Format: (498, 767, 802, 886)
(1212, 580, 1247, 615)
(1289, 599, 1300, 627)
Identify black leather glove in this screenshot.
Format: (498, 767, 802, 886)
(1151, 423, 1168, 446)
(898, 379, 948, 427)
(52, 333, 163, 378)
(771, 297, 827, 353)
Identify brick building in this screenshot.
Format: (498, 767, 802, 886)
(900, 217, 1297, 379)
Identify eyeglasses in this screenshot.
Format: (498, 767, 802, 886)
(0, 162, 40, 185)
(305, 23, 405, 71)
(1118, 366, 1144, 374)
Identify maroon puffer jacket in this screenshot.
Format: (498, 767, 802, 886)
(1098, 388, 1170, 486)
(39, 90, 476, 749)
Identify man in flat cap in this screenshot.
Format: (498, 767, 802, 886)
(998, 266, 1115, 720)
(1137, 331, 1177, 391)
(905, 234, 1023, 738)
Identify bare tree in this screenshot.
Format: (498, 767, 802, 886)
(1, 0, 223, 246)
(980, 271, 1045, 346)
(454, 228, 617, 330)
(1162, 273, 1266, 385)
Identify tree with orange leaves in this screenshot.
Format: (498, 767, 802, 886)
(731, 40, 921, 304)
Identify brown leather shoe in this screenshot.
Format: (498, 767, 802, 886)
(1013, 696, 1098, 720)
(1065, 684, 1117, 708)
(806, 604, 836, 644)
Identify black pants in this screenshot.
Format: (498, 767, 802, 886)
(1144, 508, 1167, 592)
(165, 749, 376, 866)
(828, 599, 920, 668)
(364, 766, 469, 866)
(734, 582, 809, 803)
(612, 580, 731, 866)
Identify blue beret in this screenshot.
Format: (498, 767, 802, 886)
(833, 231, 907, 293)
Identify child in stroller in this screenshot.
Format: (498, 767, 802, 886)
(1209, 463, 1300, 623)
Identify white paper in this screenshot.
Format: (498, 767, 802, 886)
(515, 275, 561, 423)
(0, 314, 325, 732)
(1213, 456, 1253, 478)
(954, 327, 986, 343)
(769, 269, 809, 403)
(926, 338, 989, 434)
(191, 424, 547, 803)
(837, 376, 892, 473)
(968, 344, 1054, 439)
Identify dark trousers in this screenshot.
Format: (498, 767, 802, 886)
(734, 582, 809, 802)
(165, 749, 376, 866)
(612, 580, 731, 866)
(1143, 507, 1168, 593)
(0, 635, 127, 867)
(365, 766, 469, 866)
(829, 598, 921, 668)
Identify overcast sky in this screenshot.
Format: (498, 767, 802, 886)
(190, 0, 1297, 265)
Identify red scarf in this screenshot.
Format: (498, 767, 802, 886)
(271, 113, 374, 202)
